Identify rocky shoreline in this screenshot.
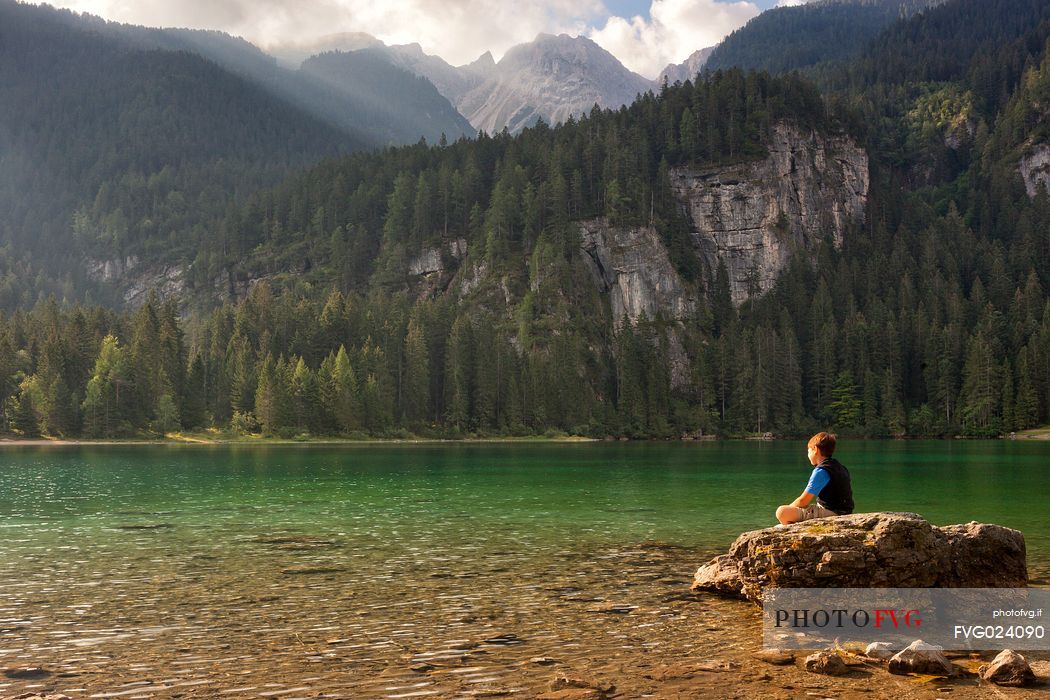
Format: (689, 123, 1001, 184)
(2, 516, 1048, 699)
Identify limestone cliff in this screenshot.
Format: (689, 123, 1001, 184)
(579, 220, 695, 326)
(578, 122, 868, 319)
(1020, 144, 1050, 198)
(671, 123, 868, 305)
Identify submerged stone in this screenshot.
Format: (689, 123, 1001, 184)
(3, 667, 50, 679)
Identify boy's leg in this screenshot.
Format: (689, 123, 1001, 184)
(796, 503, 837, 521)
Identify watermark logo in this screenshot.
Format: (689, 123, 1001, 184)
(763, 588, 1048, 650)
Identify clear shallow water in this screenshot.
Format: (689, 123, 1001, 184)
(0, 440, 1047, 698)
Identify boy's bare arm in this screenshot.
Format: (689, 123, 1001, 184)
(788, 491, 815, 508)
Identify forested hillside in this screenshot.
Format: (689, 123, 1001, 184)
(0, 0, 475, 311)
(1, 0, 1049, 441)
(0, 1, 363, 308)
(704, 0, 942, 76)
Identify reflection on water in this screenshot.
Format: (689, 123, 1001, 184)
(0, 442, 1047, 697)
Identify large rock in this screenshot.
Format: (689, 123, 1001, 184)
(691, 512, 1027, 602)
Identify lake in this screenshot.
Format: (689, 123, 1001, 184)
(0, 440, 1047, 697)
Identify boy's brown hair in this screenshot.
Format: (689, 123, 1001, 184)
(808, 432, 836, 457)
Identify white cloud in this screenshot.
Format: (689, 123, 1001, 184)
(45, 0, 607, 66)
(42, 0, 766, 75)
(776, 0, 811, 6)
(588, 0, 760, 79)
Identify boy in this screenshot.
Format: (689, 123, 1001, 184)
(775, 432, 854, 524)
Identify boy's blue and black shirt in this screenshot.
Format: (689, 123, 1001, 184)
(803, 457, 854, 515)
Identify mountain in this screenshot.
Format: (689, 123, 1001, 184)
(21, 10, 476, 148)
(299, 49, 476, 144)
(0, 0, 361, 307)
(289, 33, 652, 135)
(456, 33, 653, 134)
(110, 24, 475, 146)
(657, 47, 715, 86)
(382, 43, 490, 106)
(704, 0, 946, 75)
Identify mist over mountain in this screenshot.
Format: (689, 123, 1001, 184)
(0, 0, 361, 306)
(299, 48, 476, 144)
(264, 31, 383, 67)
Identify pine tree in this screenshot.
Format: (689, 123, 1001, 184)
(959, 331, 1003, 436)
(254, 353, 281, 436)
(82, 335, 131, 438)
(402, 317, 430, 428)
(182, 353, 207, 429)
(711, 260, 734, 336)
(881, 367, 907, 436)
(445, 317, 473, 431)
(330, 345, 361, 433)
(8, 377, 41, 437)
(1014, 350, 1039, 430)
(828, 370, 862, 429)
(290, 357, 319, 432)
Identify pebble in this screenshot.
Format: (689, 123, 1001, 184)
(803, 651, 849, 676)
(753, 649, 795, 665)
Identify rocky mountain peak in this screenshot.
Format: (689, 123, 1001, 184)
(456, 33, 652, 134)
(499, 33, 620, 73)
(465, 50, 496, 75)
(657, 47, 715, 86)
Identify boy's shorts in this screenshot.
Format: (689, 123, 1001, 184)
(793, 502, 838, 521)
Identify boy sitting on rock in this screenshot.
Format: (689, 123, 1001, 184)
(775, 432, 854, 524)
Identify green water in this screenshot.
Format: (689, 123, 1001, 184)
(1, 440, 1048, 567)
(0, 440, 1047, 698)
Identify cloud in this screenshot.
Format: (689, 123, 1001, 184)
(47, 0, 607, 66)
(43, 0, 764, 75)
(588, 0, 760, 79)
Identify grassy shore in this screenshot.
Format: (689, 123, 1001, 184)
(0, 430, 600, 446)
(1014, 425, 1050, 439)
(4, 427, 1049, 445)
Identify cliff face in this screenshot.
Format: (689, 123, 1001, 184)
(578, 123, 869, 316)
(1020, 144, 1050, 198)
(579, 220, 695, 326)
(671, 123, 868, 305)
(108, 125, 868, 318)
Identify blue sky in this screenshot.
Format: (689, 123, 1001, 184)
(606, 0, 780, 18)
(41, 0, 781, 78)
